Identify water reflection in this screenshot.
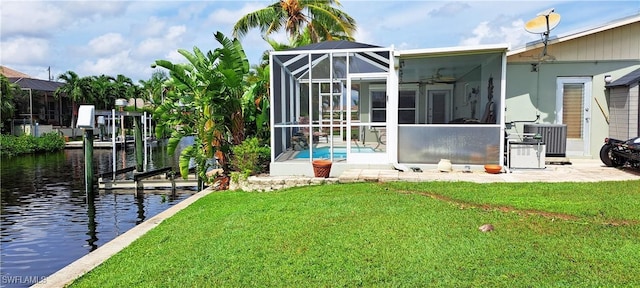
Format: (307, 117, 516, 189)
(0, 142, 197, 287)
(86, 191, 98, 252)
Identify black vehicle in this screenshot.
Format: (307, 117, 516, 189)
(599, 137, 640, 168)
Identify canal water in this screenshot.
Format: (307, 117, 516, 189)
(1, 142, 198, 287)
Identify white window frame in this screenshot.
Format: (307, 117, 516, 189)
(398, 86, 418, 124)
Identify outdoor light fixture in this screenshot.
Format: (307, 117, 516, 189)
(604, 75, 612, 84)
(76, 105, 95, 128)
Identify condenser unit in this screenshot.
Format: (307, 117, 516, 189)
(524, 124, 567, 157)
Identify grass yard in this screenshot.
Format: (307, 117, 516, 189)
(71, 181, 640, 287)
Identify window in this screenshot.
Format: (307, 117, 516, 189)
(371, 90, 386, 122)
(398, 90, 416, 124)
(48, 101, 56, 120)
(562, 83, 584, 138)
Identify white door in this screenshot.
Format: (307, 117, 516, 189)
(556, 77, 592, 156)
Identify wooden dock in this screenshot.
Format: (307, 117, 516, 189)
(65, 140, 129, 149)
(65, 139, 158, 149)
(98, 166, 199, 190)
(98, 178, 198, 190)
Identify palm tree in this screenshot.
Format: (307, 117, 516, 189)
(91, 75, 116, 110)
(111, 74, 140, 108)
(1, 75, 20, 132)
(233, 0, 356, 43)
(55, 71, 93, 127)
(139, 70, 169, 138)
(138, 70, 168, 109)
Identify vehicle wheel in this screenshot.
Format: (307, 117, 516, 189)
(599, 145, 623, 167)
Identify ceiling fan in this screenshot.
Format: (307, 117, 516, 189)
(423, 68, 456, 84)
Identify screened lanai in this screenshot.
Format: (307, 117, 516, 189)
(270, 41, 508, 177)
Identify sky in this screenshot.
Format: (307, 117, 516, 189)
(1, 0, 639, 83)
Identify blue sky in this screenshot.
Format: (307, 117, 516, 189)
(1, 1, 639, 82)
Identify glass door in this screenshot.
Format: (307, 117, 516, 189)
(556, 77, 592, 156)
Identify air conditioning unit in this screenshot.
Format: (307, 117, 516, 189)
(524, 124, 567, 157)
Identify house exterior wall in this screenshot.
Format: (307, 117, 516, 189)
(506, 62, 640, 157)
(508, 21, 640, 63)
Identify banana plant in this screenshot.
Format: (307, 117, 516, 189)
(152, 32, 249, 181)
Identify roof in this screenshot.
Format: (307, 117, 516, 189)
(606, 68, 640, 88)
(508, 13, 640, 56)
(289, 40, 381, 51)
(1, 65, 31, 78)
(10, 77, 63, 92)
(1, 66, 63, 92)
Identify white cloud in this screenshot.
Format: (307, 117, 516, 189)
(176, 2, 209, 22)
(395, 42, 417, 50)
(165, 25, 187, 42)
(165, 50, 187, 64)
(137, 17, 167, 38)
(0, 1, 66, 38)
(136, 38, 167, 58)
(206, 3, 264, 26)
(88, 33, 129, 56)
(460, 21, 491, 46)
(0, 37, 49, 65)
(460, 19, 538, 47)
(501, 19, 539, 47)
(352, 28, 374, 46)
(134, 25, 187, 63)
(78, 50, 136, 77)
(428, 2, 470, 17)
(59, 1, 129, 19)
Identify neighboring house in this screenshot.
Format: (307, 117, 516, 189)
(1, 66, 70, 134)
(269, 41, 509, 176)
(506, 14, 640, 158)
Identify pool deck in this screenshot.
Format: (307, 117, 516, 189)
(33, 159, 639, 287)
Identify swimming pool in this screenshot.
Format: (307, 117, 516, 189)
(294, 146, 375, 159)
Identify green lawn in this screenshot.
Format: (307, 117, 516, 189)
(71, 181, 640, 287)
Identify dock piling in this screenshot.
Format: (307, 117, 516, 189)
(134, 116, 144, 172)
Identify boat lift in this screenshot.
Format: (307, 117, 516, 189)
(94, 109, 198, 191)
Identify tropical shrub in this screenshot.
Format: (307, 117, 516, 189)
(231, 136, 270, 176)
(0, 132, 65, 157)
(152, 31, 250, 181)
(35, 132, 66, 152)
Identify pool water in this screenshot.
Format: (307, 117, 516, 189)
(294, 146, 375, 159)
